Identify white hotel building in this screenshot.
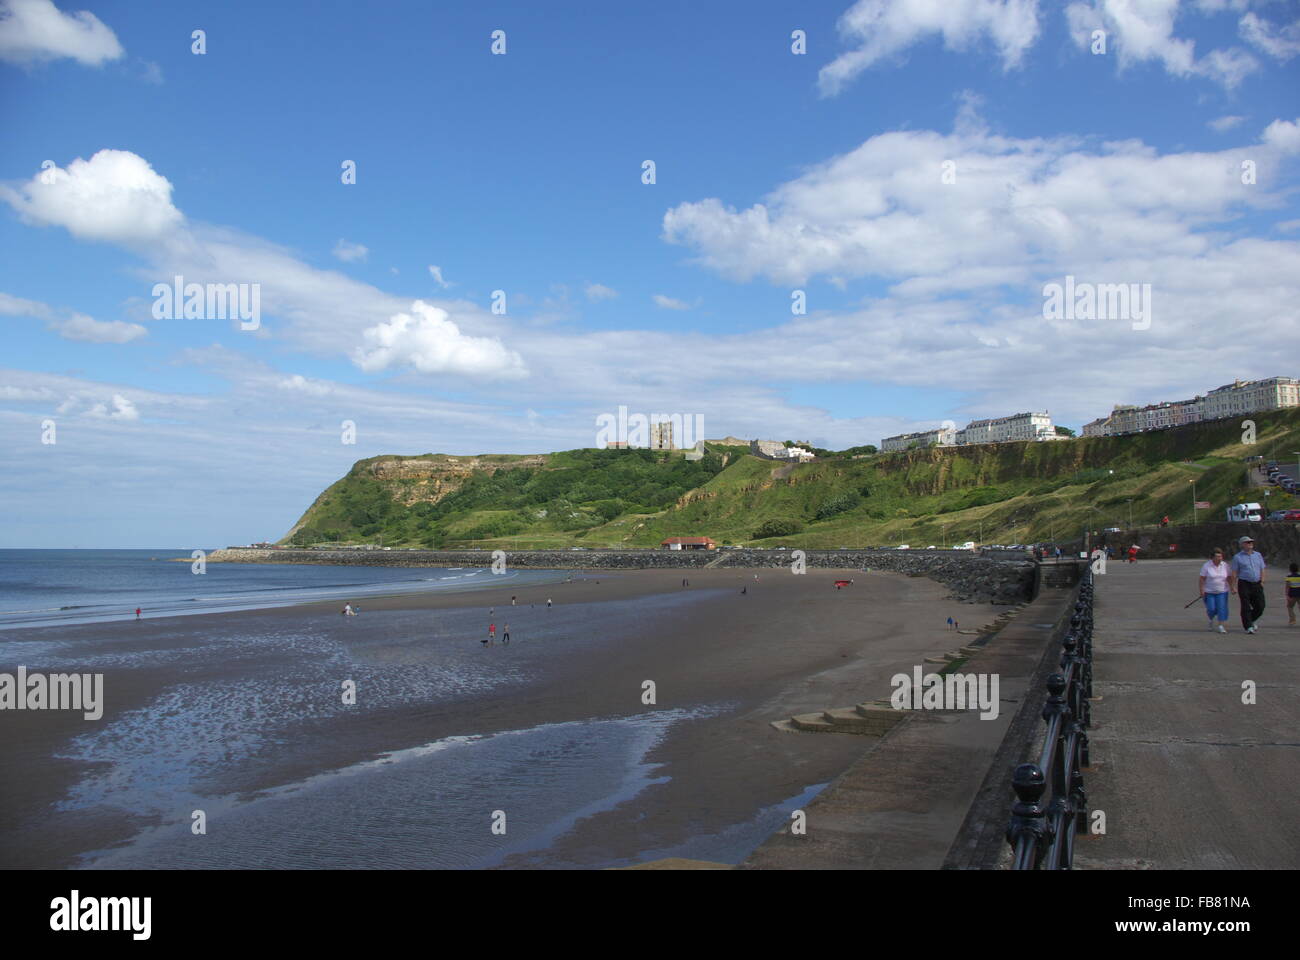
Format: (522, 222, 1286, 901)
(881, 413, 1055, 452)
(1083, 376, 1300, 437)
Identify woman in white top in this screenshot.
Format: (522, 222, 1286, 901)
(1199, 548, 1234, 633)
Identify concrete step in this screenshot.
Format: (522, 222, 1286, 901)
(855, 700, 900, 717)
(959, 645, 982, 655)
(821, 707, 899, 735)
(789, 712, 837, 733)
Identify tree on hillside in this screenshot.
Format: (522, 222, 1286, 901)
(1055, 425, 1076, 437)
(753, 518, 803, 538)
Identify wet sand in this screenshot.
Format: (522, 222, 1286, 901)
(0, 567, 998, 869)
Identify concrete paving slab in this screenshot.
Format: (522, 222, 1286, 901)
(1083, 559, 1300, 869)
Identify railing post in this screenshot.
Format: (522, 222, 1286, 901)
(1007, 763, 1050, 869)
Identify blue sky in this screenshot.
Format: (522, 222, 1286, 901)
(1, 0, 1298, 547)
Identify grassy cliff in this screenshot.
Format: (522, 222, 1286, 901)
(280, 410, 1300, 549)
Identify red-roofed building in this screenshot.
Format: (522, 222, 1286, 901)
(661, 536, 717, 551)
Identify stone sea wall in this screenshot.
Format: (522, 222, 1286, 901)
(207, 548, 1036, 604)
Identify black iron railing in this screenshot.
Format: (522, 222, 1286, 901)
(1006, 569, 1095, 869)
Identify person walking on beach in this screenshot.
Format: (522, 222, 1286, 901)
(135, 607, 142, 620)
(1198, 548, 1232, 633)
(488, 622, 496, 643)
(947, 617, 954, 630)
(1285, 563, 1300, 627)
(1229, 535, 1267, 633)
(511, 596, 516, 606)
(547, 598, 552, 608)
(502, 623, 510, 644)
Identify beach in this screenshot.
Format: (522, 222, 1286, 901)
(0, 566, 999, 869)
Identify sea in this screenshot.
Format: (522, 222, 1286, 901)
(0, 548, 564, 630)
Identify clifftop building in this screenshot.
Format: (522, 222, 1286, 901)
(1083, 376, 1299, 437)
(881, 412, 1055, 451)
(751, 439, 814, 462)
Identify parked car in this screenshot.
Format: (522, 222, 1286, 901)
(1267, 510, 1289, 521)
(1103, 526, 1121, 533)
(1282, 510, 1300, 522)
(897, 544, 910, 550)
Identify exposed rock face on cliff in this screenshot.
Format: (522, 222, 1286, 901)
(281, 453, 549, 542)
(366, 455, 547, 507)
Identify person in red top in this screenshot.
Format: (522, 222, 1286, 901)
(1127, 545, 1139, 563)
(135, 607, 142, 619)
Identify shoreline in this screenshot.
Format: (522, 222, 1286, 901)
(1, 566, 1002, 869)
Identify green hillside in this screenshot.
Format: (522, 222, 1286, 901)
(281, 410, 1300, 550)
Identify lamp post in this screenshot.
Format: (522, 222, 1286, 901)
(1126, 498, 1133, 530)
(1191, 479, 1197, 524)
(941, 523, 948, 549)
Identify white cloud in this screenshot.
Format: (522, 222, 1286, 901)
(0, 383, 56, 401)
(1261, 118, 1300, 154)
(0, 291, 145, 342)
(87, 393, 138, 419)
(663, 113, 1299, 288)
(52, 388, 140, 420)
(1239, 11, 1300, 61)
(353, 300, 526, 378)
(0, 0, 123, 66)
(332, 239, 368, 263)
(0, 149, 182, 244)
(0, 291, 50, 319)
(652, 294, 691, 310)
(278, 374, 333, 396)
(140, 58, 162, 84)
(1065, 0, 1259, 88)
(427, 265, 451, 288)
(49, 312, 145, 343)
(1208, 114, 1245, 132)
(584, 283, 618, 302)
(819, 0, 1040, 96)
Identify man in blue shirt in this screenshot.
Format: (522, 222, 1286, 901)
(1229, 535, 1267, 633)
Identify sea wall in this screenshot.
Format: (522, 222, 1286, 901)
(206, 548, 1036, 604)
(1096, 521, 1300, 561)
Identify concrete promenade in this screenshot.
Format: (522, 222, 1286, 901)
(1079, 558, 1300, 869)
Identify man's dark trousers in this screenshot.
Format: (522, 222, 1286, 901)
(1238, 579, 1265, 630)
